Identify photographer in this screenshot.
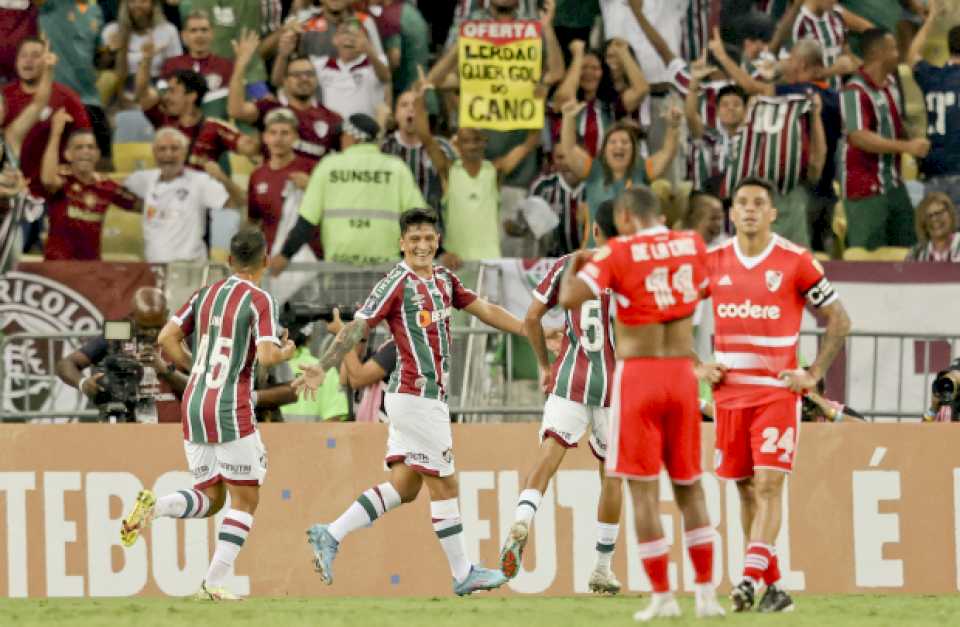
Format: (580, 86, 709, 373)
(925, 358, 960, 422)
(55, 287, 185, 423)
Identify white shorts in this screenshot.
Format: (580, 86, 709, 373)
(384, 392, 454, 477)
(184, 431, 268, 488)
(540, 394, 610, 460)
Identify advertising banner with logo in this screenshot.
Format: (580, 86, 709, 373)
(0, 423, 956, 598)
(0, 262, 162, 418)
(458, 21, 545, 131)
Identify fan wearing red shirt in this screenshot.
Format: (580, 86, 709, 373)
(229, 31, 342, 163)
(558, 187, 724, 622)
(247, 108, 319, 254)
(3, 37, 90, 197)
(0, 0, 37, 84)
(135, 67, 258, 169)
(704, 176, 850, 613)
(39, 109, 141, 261)
(160, 12, 234, 99)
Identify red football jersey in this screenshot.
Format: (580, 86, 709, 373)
(44, 174, 140, 261)
(255, 96, 341, 163)
(0, 1, 38, 83)
(144, 105, 240, 168)
(579, 227, 709, 325)
(247, 155, 319, 251)
(707, 235, 838, 408)
(160, 54, 234, 93)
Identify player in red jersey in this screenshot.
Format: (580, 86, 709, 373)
(705, 176, 850, 613)
(559, 187, 724, 621)
(499, 200, 628, 595)
(121, 228, 296, 601)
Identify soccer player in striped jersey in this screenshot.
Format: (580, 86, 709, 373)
(686, 75, 747, 193)
(499, 199, 627, 595)
(297, 208, 526, 596)
(120, 228, 296, 601)
(704, 177, 850, 612)
(558, 187, 724, 621)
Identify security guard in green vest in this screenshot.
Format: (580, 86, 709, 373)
(270, 114, 426, 270)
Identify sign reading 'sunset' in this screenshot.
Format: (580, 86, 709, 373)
(458, 21, 544, 131)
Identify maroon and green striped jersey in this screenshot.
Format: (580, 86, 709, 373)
(173, 276, 280, 444)
(356, 262, 478, 402)
(723, 94, 811, 196)
(534, 255, 615, 408)
(840, 69, 905, 200)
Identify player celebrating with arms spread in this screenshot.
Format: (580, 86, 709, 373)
(559, 188, 724, 621)
(500, 200, 628, 595)
(298, 209, 525, 595)
(707, 177, 850, 612)
(121, 228, 296, 600)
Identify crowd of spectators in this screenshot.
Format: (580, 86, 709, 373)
(2, 0, 960, 269)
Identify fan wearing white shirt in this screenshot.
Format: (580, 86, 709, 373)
(124, 128, 246, 264)
(312, 19, 390, 119)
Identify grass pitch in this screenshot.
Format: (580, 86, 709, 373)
(1, 595, 956, 627)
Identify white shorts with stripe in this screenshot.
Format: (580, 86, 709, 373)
(384, 392, 455, 477)
(539, 394, 610, 460)
(184, 431, 268, 489)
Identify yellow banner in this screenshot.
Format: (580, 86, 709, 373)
(458, 20, 544, 131)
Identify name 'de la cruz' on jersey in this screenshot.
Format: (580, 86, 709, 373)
(578, 226, 710, 326)
(355, 263, 478, 402)
(174, 276, 280, 444)
(534, 255, 616, 407)
(707, 235, 837, 408)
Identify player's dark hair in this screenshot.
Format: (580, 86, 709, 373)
(734, 176, 775, 200)
(399, 208, 439, 235)
(717, 84, 747, 106)
(230, 227, 267, 269)
(171, 69, 208, 106)
(617, 186, 660, 219)
(949, 26, 960, 57)
(860, 28, 892, 60)
(594, 199, 618, 240)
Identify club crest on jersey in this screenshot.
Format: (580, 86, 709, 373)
(765, 270, 783, 292)
(417, 306, 452, 328)
(314, 120, 329, 138)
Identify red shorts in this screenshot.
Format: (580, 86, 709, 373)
(606, 357, 701, 483)
(715, 396, 802, 479)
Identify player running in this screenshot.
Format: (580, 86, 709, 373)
(120, 227, 296, 600)
(296, 208, 526, 596)
(706, 177, 850, 612)
(499, 200, 628, 594)
(558, 188, 724, 621)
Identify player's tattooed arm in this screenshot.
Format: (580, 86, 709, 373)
(779, 299, 851, 393)
(808, 300, 851, 382)
(317, 319, 369, 372)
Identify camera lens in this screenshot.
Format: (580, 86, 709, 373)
(934, 375, 957, 401)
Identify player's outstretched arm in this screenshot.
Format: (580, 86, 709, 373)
(464, 299, 526, 336)
(779, 299, 851, 393)
(257, 330, 296, 368)
(293, 320, 369, 398)
(158, 321, 193, 373)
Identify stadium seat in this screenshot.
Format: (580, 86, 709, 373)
(842, 246, 910, 261)
(100, 206, 144, 261)
(113, 142, 155, 173)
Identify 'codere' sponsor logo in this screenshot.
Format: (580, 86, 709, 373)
(716, 300, 781, 320)
(0, 272, 103, 416)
